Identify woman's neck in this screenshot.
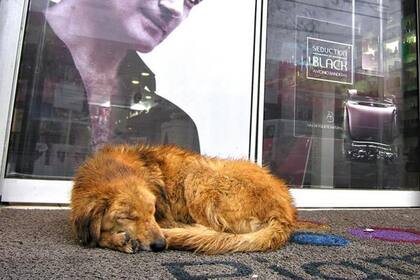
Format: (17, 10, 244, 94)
(45, 0, 127, 101)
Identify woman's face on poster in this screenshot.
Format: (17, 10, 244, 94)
(107, 0, 202, 52)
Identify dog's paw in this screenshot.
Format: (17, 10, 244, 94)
(99, 231, 140, 254)
(115, 232, 140, 254)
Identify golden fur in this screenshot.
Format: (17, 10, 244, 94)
(70, 144, 297, 254)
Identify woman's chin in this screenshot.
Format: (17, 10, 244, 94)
(133, 44, 154, 53)
(132, 38, 163, 53)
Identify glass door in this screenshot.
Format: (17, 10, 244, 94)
(261, 0, 420, 207)
(1, 0, 257, 203)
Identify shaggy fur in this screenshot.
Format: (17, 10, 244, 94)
(71, 144, 297, 254)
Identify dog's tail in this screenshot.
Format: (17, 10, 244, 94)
(295, 220, 331, 232)
(162, 218, 293, 254)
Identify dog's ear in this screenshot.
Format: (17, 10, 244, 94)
(148, 182, 170, 222)
(71, 199, 108, 247)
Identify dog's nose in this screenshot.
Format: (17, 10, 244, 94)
(150, 238, 166, 252)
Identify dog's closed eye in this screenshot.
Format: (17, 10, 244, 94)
(115, 215, 138, 221)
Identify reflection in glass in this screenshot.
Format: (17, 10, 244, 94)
(263, 0, 419, 190)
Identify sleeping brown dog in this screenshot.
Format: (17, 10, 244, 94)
(70, 144, 297, 254)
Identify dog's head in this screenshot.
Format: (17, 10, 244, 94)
(71, 179, 166, 253)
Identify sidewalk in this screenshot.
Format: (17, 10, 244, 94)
(0, 207, 419, 279)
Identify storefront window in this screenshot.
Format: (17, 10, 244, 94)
(263, 0, 420, 189)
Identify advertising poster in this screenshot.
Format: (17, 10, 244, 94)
(294, 16, 353, 139)
(8, 0, 256, 178)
